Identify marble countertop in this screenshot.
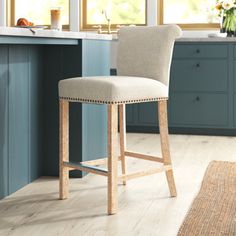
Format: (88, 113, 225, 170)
(112, 33, 236, 42)
(2, 27, 236, 42)
(177, 36, 236, 42)
(0, 27, 112, 40)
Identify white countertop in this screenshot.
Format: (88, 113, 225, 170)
(0, 27, 112, 40)
(177, 36, 236, 42)
(2, 27, 236, 42)
(112, 32, 236, 42)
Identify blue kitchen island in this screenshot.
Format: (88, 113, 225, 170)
(0, 28, 111, 199)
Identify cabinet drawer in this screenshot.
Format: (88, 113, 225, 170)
(170, 93, 228, 127)
(170, 59, 228, 92)
(173, 44, 228, 59)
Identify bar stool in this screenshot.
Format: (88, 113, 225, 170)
(58, 25, 182, 215)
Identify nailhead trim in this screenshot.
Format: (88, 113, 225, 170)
(59, 96, 168, 104)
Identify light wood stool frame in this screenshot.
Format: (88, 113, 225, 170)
(59, 99, 177, 215)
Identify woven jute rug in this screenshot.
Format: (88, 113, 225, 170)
(178, 161, 236, 236)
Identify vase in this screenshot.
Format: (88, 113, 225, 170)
(221, 10, 236, 37)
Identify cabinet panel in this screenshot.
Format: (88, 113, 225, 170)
(234, 61, 236, 92)
(42, 45, 83, 176)
(170, 93, 228, 127)
(234, 95, 236, 127)
(126, 104, 136, 125)
(0, 46, 9, 199)
(137, 102, 157, 125)
(234, 46, 236, 58)
(29, 46, 43, 181)
(82, 40, 110, 161)
(170, 59, 228, 92)
(8, 45, 29, 194)
(173, 44, 228, 59)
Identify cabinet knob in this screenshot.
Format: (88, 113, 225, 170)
(196, 63, 200, 68)
(196, 96, 200, 101)
(196, 49, 200, 53)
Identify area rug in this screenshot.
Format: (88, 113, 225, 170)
(178, 161, 236, 236)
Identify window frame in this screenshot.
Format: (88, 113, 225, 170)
(158, 0, 220, 30)
(81, 0, 148, 31)
(9, 0, 70, 30)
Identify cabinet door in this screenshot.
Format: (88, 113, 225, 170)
(169, 93, 228, 127)
(0, 46, 9, 199)
(126, 104, 136, 125)
(137, 102, 158, 126)
(8, 45, 30, 194)
(82, 40, 110, 161)
(170, 59, 228, 92)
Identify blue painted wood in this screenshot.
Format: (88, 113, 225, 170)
(0, 37, 111, 198)
(0, 46, 9, 199)
(82, 40, 110, 162)
(173, 44, 228, 58)
(227, 44, 234, 128)
(169, 93, 228, 127)
(0, 36, 78, 45)
(29, 46, 43, 181)
(170, 59, 228, 92)
(8, 45, 30, 194)
(42, 45, 83, 176)
(42, 40, 110, 177)
(125, 42, 233, 133)
(126, 104, 136, 125)
(137, 102, 158, 126)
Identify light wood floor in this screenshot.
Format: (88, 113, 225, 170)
(1, 133, 236, 236)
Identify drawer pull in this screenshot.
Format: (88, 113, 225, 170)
(196, 49, 200, 53)
(196, 63, 200, 68)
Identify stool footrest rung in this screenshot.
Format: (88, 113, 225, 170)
(124, 151, 163, 163)
(81, 156, 122, 166)
(63, 161, 108, 177)
(118, 165, 172, 181)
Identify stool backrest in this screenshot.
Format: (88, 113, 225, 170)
(117, 25, 182, 86)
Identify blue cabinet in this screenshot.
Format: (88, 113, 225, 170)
(126, 42, 235, 135)
(82, 40, 110, 162)
(0, 46, 9, 198)
(0, 45, 43, 198)
(0, 38, 110, 199)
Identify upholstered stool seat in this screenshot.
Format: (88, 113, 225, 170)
(58, 25, 182, 215)
(59, 76, 168, 104)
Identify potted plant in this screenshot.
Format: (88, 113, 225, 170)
(216, 0, 236, 37)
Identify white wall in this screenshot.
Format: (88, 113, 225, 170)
(70, 0, 80, 31)
(0, 0, 6, 26)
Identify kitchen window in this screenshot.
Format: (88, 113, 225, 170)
(82, 0, 147, 30)
(159, 0, 220, 29)
(10, 0, 69, 28)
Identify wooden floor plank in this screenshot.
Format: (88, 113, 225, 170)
(0, 134, 236, 236)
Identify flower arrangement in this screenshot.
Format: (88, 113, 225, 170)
(215, 0, 236, 36)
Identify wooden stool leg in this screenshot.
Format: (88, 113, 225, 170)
(108, 105, 119, 215)
(59, 100, 69, 200)
(158, 100, 177, 197)
(119, 104, 127, 185)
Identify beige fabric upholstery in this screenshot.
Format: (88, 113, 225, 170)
(59, 25, 182, 104)
(59, 76, 168, 104)
(117, 25, 182, 86)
